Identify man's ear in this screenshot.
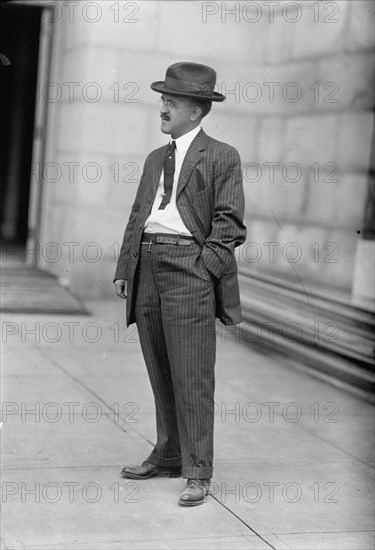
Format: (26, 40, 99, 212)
(190, 105, 202, 122)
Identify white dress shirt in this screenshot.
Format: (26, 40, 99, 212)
(144, 125, 202, 235)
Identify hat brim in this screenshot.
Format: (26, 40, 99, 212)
(150, 81, 225, 102)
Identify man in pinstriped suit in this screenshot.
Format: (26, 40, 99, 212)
(114, 62, 246, 506)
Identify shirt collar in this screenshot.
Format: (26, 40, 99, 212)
(172, 125, 201, 153)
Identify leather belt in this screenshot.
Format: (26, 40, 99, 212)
(141, 232, 195, 246)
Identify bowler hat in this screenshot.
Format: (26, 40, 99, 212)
(151, 62, 225, 102)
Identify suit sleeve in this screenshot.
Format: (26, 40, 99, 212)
(200, 145, 246, 279)
(113, 155, 151, 282)
(113, 208, 138, 282)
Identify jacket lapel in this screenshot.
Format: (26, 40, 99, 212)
(176, 129, 207, 199)
(151, 145, 168, 194)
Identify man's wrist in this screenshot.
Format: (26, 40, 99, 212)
(200, 246, 226, 279)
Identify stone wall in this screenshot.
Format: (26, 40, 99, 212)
(38, 0, 374, 298)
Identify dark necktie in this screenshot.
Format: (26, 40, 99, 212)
(158, 140, 176, 210)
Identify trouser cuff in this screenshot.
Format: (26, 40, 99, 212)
(182, 466, 213, 479)
(147, 451, 182, 468)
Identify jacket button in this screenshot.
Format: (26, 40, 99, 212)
(138, 224, 142, 230)
(133, 252, 138, 258)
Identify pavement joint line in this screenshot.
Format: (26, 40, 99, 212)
(222, 379, 375, 470)
(25, 336, 156, 448)
(1, 465, 131, 471)
(0, 533, 274, 550)
(210, 494, 280, 550)
(295, 426, 375, 470)
(0, 513, 25, 550)
(274, 529, 375, 535)
(214, 459, 370, 465)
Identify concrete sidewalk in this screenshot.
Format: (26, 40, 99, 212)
(1, 300, 374, 550)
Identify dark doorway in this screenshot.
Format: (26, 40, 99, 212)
(0, 2, 42, 247)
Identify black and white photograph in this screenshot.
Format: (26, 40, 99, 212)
(0, 0, 374, 548)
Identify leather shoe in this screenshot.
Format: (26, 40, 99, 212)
(178, 478, 211, 506)
(121, 460, 181, 479)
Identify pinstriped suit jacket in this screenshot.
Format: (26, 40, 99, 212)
(114, 129, 247, 326)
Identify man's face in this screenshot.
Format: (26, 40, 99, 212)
(159, 94, 196, 139)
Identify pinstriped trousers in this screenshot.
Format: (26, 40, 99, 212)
(133, 239, 217, 479)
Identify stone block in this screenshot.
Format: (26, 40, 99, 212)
(56, 102, 83, 152)
(292, 1, 348, 60)
(65, 1, 158, 51)
(95, 256, 121, 299)
(57, 102, 152, 158)
(218, 74, 272, 118)
(317, 52, 374, 112)
(264, 61, 321, 116)
(74, 154, 111, 206)
(242, 168, 267, 219)
(61, 46, 119, 104)
(270, 166, 307, 221)
(238, 217, 278, 274)
(257, 117, 285, 162)
(70, 207, 119, 253)
(105, 209, 133, 245)
(106, 153, 145, 210)
(322, 229, 359, 289)
(243, 163, 307, 224)
(68, 257, 107, 299)
(37, 204, 78, 279)
(242, 176, 265, 223)
(158, 1, 269, 65)
(337, 112, 374, 172)
(246, 216, 278, 247)
(305, 172, 368, 229)
(45, 207, 119, 299)
(214, 63, 266, 101)
(61, 7, 92, 50)
(265, 13, 295, 65)
(284, 114, 339, 167)
(44, 152, 81, 206)
(213, 62, 319, 117)
(346, 0, 375, 51)
(45, 152, 113, 210)
(269, 223, 302, 274)
(204, 111, 257, 164)
(49, 202, 78, 244)
(205, 59, 324, 118)
(285, 225, 330, 281)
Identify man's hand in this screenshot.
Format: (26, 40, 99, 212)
(114, 279, 127, 299)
